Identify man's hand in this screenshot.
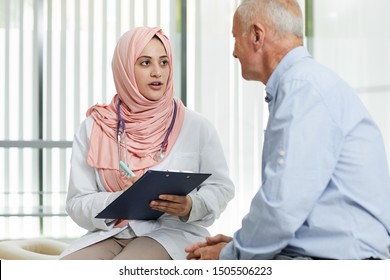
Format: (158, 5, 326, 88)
(205, 234, 233, 244)
(185, 234, 233, 260)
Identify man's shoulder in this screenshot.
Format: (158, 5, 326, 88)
(282, 57, 343, 93)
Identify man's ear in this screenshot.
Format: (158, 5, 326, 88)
(251, 23, 265, 51)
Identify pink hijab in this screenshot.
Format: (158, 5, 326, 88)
(86, 27, 185, 192)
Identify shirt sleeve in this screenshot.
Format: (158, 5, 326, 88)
(220, 80, 343, 259)
(186, 117, 235, 226)
(65, 117, 119, 232)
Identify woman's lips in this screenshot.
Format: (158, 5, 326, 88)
(149, 82, 163, 90)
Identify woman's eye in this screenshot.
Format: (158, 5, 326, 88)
(161, 60, 169, 66)
(140, 61, 150, 66)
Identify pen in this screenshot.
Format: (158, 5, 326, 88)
(119, 161, 135, 177)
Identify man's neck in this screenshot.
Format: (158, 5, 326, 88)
(261, 35, 303, 84)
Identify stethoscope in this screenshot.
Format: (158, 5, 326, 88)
(116, 99, 177, 176)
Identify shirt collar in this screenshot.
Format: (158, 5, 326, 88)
(264, 46, 312, 103)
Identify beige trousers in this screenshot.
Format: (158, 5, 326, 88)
(60, 236, 171, 260)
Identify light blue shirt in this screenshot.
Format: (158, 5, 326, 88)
(221, 46, 390, 259)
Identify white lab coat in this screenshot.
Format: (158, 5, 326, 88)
(59, 108, 235, 259)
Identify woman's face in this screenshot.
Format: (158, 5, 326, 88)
(134, 38, 170, 101)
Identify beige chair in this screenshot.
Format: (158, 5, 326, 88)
(0, 238, 68, 260)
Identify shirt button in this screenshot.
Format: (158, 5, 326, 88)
(279, 150, 286, 156)
(277, 158, 284, 165)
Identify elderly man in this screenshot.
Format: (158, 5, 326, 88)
(185, 0, 390, 260)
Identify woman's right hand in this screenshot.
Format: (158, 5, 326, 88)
(124, 175, 140, 190)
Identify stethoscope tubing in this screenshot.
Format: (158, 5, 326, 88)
(116, 99, 177, 168)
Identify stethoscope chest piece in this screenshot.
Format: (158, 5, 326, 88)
(153, 149, 166, 162)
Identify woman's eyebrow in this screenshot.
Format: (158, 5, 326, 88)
(137, 55, 168, 60)
(137, 55, 152, 60)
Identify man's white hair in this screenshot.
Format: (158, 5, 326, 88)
(237, 0, 303, 38)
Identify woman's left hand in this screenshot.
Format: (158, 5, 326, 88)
(150, 194, 192, 218)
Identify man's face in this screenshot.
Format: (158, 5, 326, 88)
(232, 12, 256, 81)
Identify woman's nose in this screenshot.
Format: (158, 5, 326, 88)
(151, 66, 161, 77)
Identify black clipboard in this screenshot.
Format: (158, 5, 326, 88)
(95, 170, 211, 220)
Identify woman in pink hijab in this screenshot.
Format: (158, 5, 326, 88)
(60, 27, 234, 260)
